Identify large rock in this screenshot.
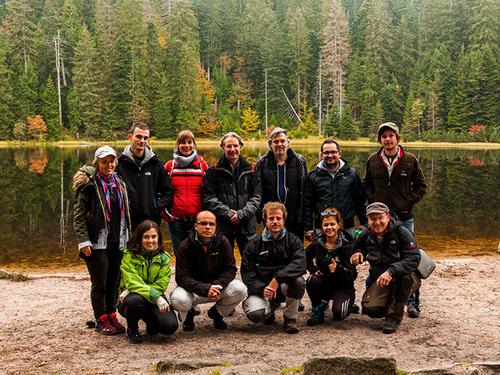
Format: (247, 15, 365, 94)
(303, 357, 397, 375)
(220, 363, 280, 375)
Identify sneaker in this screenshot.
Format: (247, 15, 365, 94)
(264, 312, 276, 325)
(307, 303, 326, 326)
(193, 305, 201, 316)
(350, 303, 360, 314)
(284, 318, 299, 334)
(95, 314, 118, 336)
(208, 306, 227, 330)
(407, 303, 420, 318)
(183, 308, 196, 332)
(126, 328, 142, 344)
(382, 319, 400, 334)
(108, 312, 126, 334)
(298, 302, 305, 312)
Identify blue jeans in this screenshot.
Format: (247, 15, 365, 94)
(167, 219, 195, 256)
(399, 217, 420, 307)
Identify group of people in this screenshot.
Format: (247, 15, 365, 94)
(73, 121, 427, 343)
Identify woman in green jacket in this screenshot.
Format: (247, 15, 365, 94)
(118, 220, 178, 343)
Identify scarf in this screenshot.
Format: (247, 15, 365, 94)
(96, 171, 125, 223)
(173, 149, 198, 168)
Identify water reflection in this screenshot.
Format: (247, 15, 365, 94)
(0, 145, 498, 270)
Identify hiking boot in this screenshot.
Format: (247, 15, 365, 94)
(264, 312, 276, 325)
(407, 303, 420, 318)
(183, 308, 196, 332)
(95, 314, 118, 335)
(307, 303, 326, 326)
(284, 317, 299, 334)
(208, 306, 228, 330)
(126, 328, 142, 344)
(108, 312, 126, 334)
(350, 303, 360, 314)
(382, 318, 400, 334)
(298, 302, 305, 312)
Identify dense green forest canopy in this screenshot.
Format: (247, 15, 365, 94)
(0, 0, 498, 141)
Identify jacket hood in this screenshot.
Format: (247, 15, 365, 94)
(216, 155, 251, 171)
(261, 227, 287, 242)
(122, 145, 156, 166)
(316, 158, 346, 172)
(72, 165, 96, 191)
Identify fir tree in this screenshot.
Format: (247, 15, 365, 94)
(338, 105, 359, 140)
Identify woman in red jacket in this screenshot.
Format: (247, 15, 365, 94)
(164, 130, 208, 256)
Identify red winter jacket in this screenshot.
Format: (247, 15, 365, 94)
(165, 155, 209, 218)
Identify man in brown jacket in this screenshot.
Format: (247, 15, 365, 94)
(364, 122, 427, 318)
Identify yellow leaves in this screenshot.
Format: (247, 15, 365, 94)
(241, 107, 259, 133)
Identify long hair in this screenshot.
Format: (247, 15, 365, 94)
(127, 220, 163, 254)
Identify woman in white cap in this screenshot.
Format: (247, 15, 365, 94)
(73, 146, 131, 336)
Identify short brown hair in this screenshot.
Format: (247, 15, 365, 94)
(262, 201, 287, 221)
(176, 130, 196, 146)
(220, 132, 244, 148)
(321, 138, 341, 153)
(129, 122, 150, 135)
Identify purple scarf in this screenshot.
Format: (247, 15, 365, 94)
(96, 171, 125, 223)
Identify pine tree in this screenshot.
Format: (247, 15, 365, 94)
(285, 6, 311, 105)
(71, 25, 102, 138)
(338, 105, 359, 140)
(467, 0, 499, 54)
(3, 0, 38, 74)
(320, 0, 350, 112)
(323, 102, 340, 137)
(39, 77, 62, 140)
(165, 0, 201, 133)
(0, 31, 14, 138)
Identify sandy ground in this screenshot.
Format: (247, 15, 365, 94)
(1, 256, 499, 375)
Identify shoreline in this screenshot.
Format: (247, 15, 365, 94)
(1, 138, 500, 150)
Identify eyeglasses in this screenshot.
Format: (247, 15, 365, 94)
(196, 221, 216, 227)
(320, 209, 338, 217)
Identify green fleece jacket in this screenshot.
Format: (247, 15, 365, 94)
(119, 249, 171, 303)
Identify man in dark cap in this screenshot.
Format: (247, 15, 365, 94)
(350, 202, 421, 334)
(363, 122, 427, 317)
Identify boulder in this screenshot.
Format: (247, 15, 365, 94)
(303, 357, 397, 375)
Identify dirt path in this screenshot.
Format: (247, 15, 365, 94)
(1, 256, 499, 374)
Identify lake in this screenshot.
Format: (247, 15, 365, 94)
(0, 144, 498, 270)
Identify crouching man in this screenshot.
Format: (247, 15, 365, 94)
(241, 202, 306, 334)
(350, 202, 421, 334)
(170, 210, 247, 331)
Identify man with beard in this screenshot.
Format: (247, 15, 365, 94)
(256, 127, 307, 241)
(364, 122, 427, 318)
(303, 138, 366, 241)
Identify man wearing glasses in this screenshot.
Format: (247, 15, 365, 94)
(303, 138, 366, 241)
(170, 210, 247, 332)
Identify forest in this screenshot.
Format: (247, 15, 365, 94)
(0, 0, 498, 142)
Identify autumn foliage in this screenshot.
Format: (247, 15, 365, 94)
(26, 115, 47, 140)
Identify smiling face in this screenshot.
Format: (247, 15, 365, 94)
(128, 127, 150, 158)
(270, 133, 289, 159)
(379, 130, 399, 153)
(178, 137, 195, 157)
(321, 143, 341, 168)
(321, 216, 340, 240)
(265, 208, 285, 236)
(195, 211, 217, 242)
(141, 227, 159, 252)
(367, 212, 390, 235)
(222, 136, 241, 165)
(96, 155, 116, 177)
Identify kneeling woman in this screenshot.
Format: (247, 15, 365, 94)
(118, 220, 178, 343)
(305, 208, 357, 325)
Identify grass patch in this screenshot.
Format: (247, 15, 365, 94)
(0, 270, 31, 281)
(281, 364, 304, 374)
(396, 369, 408, 375)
